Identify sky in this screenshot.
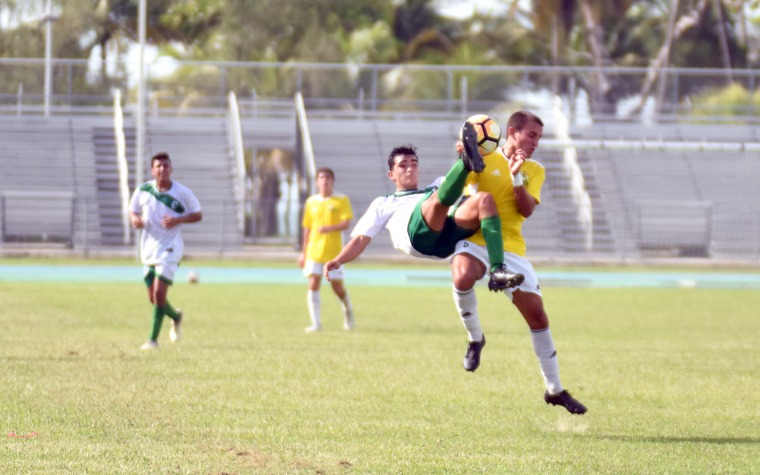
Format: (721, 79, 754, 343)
(435, 0, 510, 19)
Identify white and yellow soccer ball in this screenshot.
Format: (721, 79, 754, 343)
(463, 114, 502, 155)
(187, 270, 200, 284)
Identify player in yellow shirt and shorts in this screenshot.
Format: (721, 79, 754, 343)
(451, 111, 588, 415)
(299, 168, 355, 332)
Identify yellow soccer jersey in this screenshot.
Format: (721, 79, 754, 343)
(464, 149, 545, 256)
(302, 192, 353, 262)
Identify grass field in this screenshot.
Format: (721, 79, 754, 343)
(1, 268, 759, 474)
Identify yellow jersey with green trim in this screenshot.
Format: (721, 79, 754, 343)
(464, 148, 545, 256)
(302, 192, 353, 262)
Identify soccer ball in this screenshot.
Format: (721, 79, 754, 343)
(463, 114, 502, 155)
(187, 270, 199, 284)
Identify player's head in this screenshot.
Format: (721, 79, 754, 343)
(315, 167, 335, 196)
(387, 145, 418, 171)
(387, 144, 419, 191)
(150, 152, 172, 181)
(151, 151, 171, 167)
(505, 111, 544, 158)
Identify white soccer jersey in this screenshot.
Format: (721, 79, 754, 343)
(130, 180, 202, 265)
(351, 177, 443, 258)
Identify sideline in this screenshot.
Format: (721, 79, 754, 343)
(1, 265, 759, 289)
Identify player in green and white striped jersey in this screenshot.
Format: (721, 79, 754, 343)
(130, 152, 202, 350)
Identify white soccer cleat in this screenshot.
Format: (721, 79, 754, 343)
(304, 324, 322, 333)
(170, 309, 183, 343)
(141, 340, 159, 350)
(343, 309, 355, 331)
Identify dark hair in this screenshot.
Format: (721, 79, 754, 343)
(316, 167, 335, 180)
(387, 144, 418, 171)
(507, 110, 544, 132)
(151, 152, 171, 166)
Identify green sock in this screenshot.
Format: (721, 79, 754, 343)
(481, 216, 504, 272)
(437, 160, 468, 206)
(149, 305, 166, 341)
(164, 301, 178, 321)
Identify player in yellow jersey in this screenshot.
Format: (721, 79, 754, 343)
(450, 111, 588, 415)
(299, 168, 354, 332)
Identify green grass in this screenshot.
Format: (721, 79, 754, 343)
(1, 278, 758, 474)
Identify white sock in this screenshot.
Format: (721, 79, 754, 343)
(453, 286, 482, 342)
(340, 293, 353, 316)
(531, 328, 563, 395)
(307, 290, 321, 327)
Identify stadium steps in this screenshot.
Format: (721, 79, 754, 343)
(92, 126, 136, 246)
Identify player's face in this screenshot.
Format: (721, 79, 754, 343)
(389, 154, 419, 191)
(509, 121, 543, 158)
(151, 158, 172, 185)
(316, 172, 334, 196)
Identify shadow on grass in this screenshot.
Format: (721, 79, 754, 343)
(591, 434, 760, 445)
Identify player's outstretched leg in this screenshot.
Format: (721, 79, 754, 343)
(544, 390, 588, 415)
(460, 121, 485, 173)
(488, 266, 525, 292)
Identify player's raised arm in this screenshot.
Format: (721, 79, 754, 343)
(324, 235, 372, 281)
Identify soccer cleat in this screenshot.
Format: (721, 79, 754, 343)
(463, 334, 486, 372)
(344, 308, 355, 331)
(460, 121, 485, 173)
(304, 324, 322, 333)
(140, 340, 159, 350)
(488, 264, 525, 292)
(544, 390, 588, 415)
(169, 309, 183, 343)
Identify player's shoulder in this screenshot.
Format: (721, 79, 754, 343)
(525, 159, 545, 172)
(331, 191, 350, 200)
(170, 180, 193, 193)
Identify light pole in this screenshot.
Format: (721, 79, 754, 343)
(42, 0, 59, 117)
(134, 0, 147, 259)
(136, 0, 147, 187)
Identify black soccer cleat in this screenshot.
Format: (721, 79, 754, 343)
(460, 121, 485, 173)
(488, 264, 525, 292)
(544, 390, 588, 415)
(463, 334, 486, 372)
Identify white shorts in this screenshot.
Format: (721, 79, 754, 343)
(143, 262, 179, 283)
(303, 260, 344, 281)
(451, 240, 542, 299)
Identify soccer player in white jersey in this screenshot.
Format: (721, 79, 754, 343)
(451, 110, 588, 414)
(299, 167, 354, 332)
(324, 123, 525, 301)
(130, 152, 202, 350)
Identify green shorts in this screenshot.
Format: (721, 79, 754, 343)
(407, 192, 476, 259)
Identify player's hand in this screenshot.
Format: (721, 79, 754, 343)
(508, 150, 526, 176)
(161, 216, 178, 229)
(297, 254, 305, 268)
(455, 141, 464, 155)
(323, 260, 339, 281)
(130, 216, 144, 229)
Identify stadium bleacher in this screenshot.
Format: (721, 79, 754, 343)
(2, 112, 759, 262)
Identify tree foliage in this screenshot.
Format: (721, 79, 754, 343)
(1, 0, 759, 116)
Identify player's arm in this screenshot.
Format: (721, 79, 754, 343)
(319, 219, 350, 233)
(508, 150, 537, 218)
(298, 227, 311, 268)
(162, 211, 202, 229)
(324, 235, 371, 281)
(130, 211, 144, 229)
(514, 187, 537, 218)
